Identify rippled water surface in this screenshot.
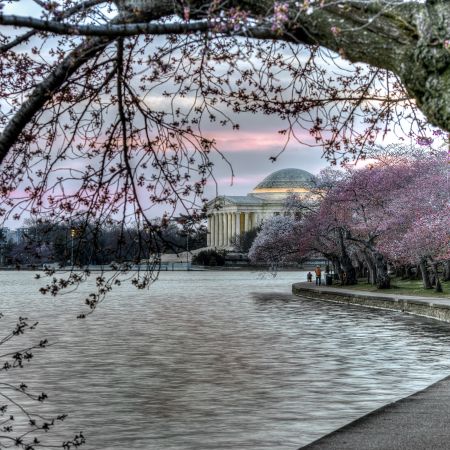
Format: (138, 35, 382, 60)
(3, 270, 450, 449)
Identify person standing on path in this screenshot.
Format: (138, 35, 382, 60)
(314, 266, 322, 285)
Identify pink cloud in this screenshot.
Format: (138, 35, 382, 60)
(206, 129, 313, 153)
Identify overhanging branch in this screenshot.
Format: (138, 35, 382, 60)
(0, 36, 113, 166)
(0, 14, 210, 36)
(0, 13, 284, 41)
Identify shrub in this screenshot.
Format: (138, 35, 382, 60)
(192, 249, 226, 266)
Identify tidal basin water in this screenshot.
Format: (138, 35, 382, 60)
(3, 270, 450, 449)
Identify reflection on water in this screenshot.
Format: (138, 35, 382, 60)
(2, 271, 450, 449)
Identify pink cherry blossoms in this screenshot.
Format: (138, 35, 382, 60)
(248, 215, 302, 268)
(272, 2, 290, 34)
(250, 149, 450, 290)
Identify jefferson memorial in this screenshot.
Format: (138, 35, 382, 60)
(206, 168, 315, 248)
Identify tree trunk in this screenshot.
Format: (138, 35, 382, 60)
(430, 272, 436, 287)
(331, 258, 340, 280)
(363, 250, 377, 285)
(419, 258, 432, 289)
(405, 265, 414, 280)
(374, 252, 390, 289)
(430, 260, 443, 293)
(414, 264, 421, 280)
(443, 260, 450, 282)
(337, 230, 357, 285)
(353, 252, 365, 278)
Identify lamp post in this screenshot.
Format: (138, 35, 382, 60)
(70, 227, 76, 266)
(186, 231, 189, 270)
(175, 215, 192, 271)
(0, 229, 5, 267)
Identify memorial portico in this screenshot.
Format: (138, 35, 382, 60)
(206, 168, 315, 248)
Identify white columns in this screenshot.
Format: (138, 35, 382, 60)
(220, 214, 224, 246)
(209, 209, 268, 247)
(211, 214, 214, 247)
(231, 212, 236, 242)
(222, 213, 228, 247)
(244, 212, 250, 233)
(215, 214, 219, 247)
(207, 215, 212, 247)
(217, 213, 223, 246)
(224, 213, 228, 246)
(225, 213, 229, 246)
(223, 213, 228, 247)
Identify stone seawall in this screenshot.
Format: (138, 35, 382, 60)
(292, 283, 450, 323)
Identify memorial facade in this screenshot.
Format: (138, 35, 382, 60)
(206, 168, 315, 248)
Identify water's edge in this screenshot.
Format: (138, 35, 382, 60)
(293, 283, 450, 449)
(292, 283, 450, 323)
(298, 371, 450, 449)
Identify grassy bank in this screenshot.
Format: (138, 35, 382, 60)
(333, 277, 450, 299)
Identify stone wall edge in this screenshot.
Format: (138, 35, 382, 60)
(292, 284, 450, 323)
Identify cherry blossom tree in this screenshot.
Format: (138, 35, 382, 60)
(249, 169, 358, 284)
(250, 149, 449, 289)
(376, 151, 450, 289)
(248, 215, 302, 269)
(312, 150, 449, 288)
(320, 163, 414, 287)
(380, 209, 450, 290)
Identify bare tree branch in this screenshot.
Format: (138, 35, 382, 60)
(0, 0, 108, 53)
(0, 36, 113, 165)
(0, 14, 213, 36)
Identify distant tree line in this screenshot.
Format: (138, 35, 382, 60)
(0, 221, 206, 267)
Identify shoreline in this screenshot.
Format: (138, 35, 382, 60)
(293, 282, 450, 449)
(298, 372, 450, 450)
(292, 282, 450, 323)
(0, 265, 307, 272)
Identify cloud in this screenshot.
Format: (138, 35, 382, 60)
(211, 131, 290, 153)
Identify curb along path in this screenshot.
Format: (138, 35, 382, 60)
(299, 374, 450, 450)
(292, 282, 450, 323)
(292, 283, 450, 450)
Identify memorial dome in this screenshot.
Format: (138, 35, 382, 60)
(250, 168, 315, 200)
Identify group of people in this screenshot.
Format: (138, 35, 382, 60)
(307, 266, 322, 285)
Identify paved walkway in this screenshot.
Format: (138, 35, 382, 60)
(300, 374, 450, 450)
(294, 282, 450, 306)
(294, 283, 450, 450)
